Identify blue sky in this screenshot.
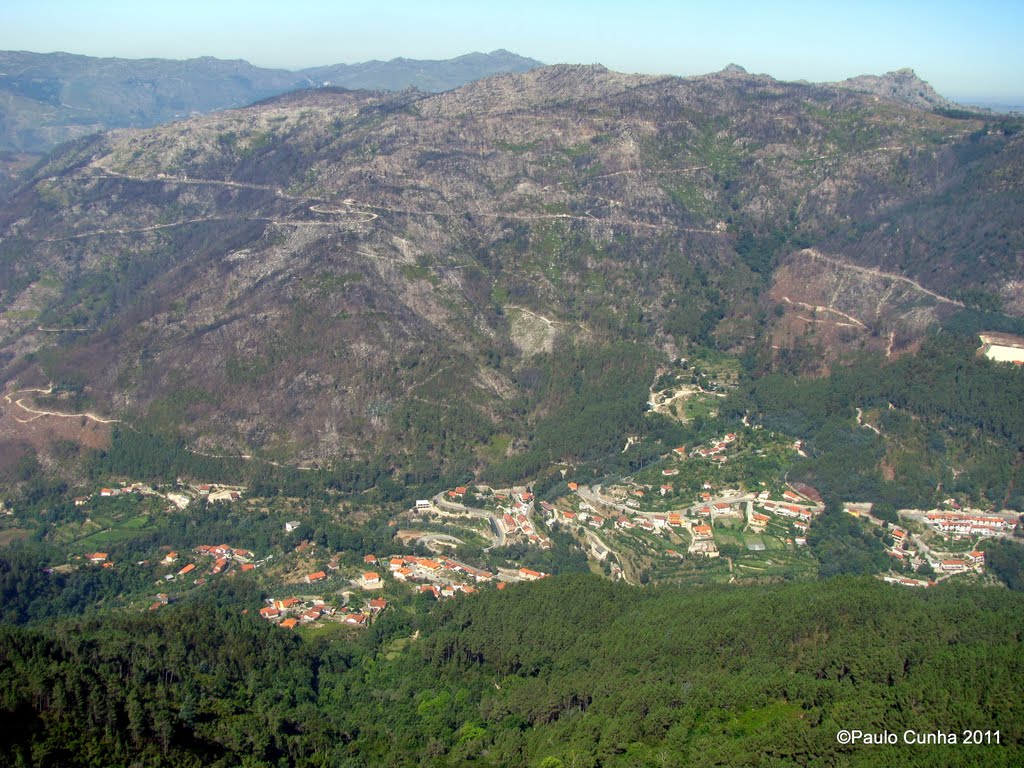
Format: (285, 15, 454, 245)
(2, 0, 1022, 103)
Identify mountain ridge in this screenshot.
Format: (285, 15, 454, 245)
(0, 49, 544, 152)
(0, 63, 1019, 473)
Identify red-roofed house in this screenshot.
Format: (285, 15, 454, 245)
(306, 571, 326, 583)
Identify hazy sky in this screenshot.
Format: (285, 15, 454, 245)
(2, 0, 1022, 102)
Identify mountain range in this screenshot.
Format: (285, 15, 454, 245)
(0, 62, 1021, 478)
(0, 49, 544, 153)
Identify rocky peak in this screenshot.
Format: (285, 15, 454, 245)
(720, 63, 749, 76)
(834, 68, 957, 110)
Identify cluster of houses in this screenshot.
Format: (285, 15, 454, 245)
(70, 480, 246, 514)
(848, 505, 992, 586)
(147, 592, 173, 611)
(888, 521, 987, 578)
(193, 483, 244, 502)
(258, 594, 388, 629)
(500, 504, 551, 549)
(885, 526, 922, 568)
(387, 553, 488, 594)
(923, 511, 1016, 538)
(442, 486, 553, 551)
(685, 433, 738, 462)
(936, 550, 986, 573)
(74, 482, 155, 506)
(160, 542, 257, 582)
(382, 552, 547, 596)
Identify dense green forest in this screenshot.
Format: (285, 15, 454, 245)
(736, 331, 1024, 510)
(1, 576, 1021, 766)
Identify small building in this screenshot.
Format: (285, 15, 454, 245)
(693, 524, 713, 540)
(518, 568, 547, 581)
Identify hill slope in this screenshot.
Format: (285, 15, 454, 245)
(0, 65, 1021, 473)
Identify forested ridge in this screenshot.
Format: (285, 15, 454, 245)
(1, 576, 1021, 766)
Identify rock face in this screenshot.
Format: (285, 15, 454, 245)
(0, 64, 1020, 466)
(834, 68, 957, 111)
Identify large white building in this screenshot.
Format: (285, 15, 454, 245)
(979, 333, 1024, 364)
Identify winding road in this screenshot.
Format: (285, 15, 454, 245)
(2, 387, 120, 425)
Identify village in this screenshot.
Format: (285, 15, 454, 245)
(15, 398, 1022, 631)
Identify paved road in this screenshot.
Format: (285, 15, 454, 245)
(432, 493, 505, 549)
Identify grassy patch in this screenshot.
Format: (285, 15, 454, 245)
(401, 264, 439, 285)
(0, 529, 32, 547)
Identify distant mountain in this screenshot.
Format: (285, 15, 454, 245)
(0, 50, 543, 152)
(300, 49, 544, 93)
